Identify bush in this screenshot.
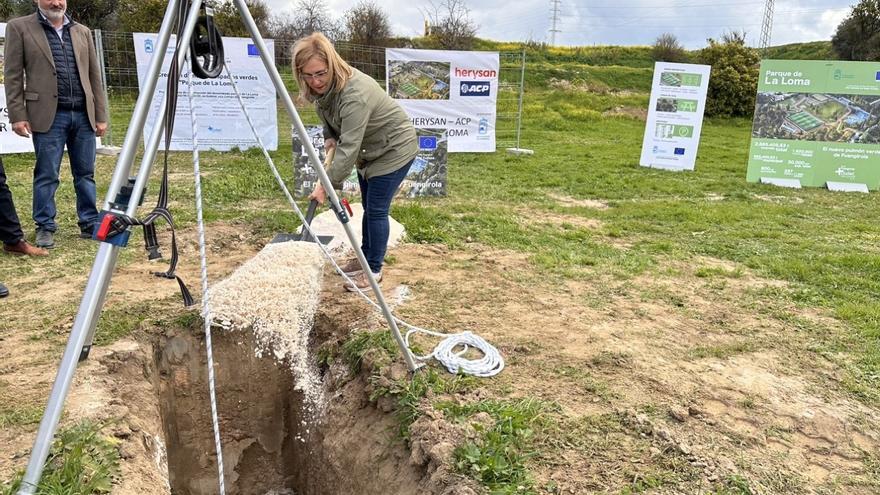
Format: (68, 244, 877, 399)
(697, 35, 760, 117)
(652, 33, 688, 63)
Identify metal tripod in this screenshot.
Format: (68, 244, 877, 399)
(16, 1, 418, 492)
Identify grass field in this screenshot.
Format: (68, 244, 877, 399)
(398, 81, 421, 97)
(2, 42, 880, 494)
(815, 100, 847, 121)
(788, 110, 824, 131)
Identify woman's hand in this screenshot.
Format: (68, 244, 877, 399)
(324, 138, 337, 153)
(309, 183, 327, 205)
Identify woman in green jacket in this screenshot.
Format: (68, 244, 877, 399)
(293, 32, 418, 291)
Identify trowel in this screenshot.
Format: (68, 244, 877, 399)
(271, 148, 336, 245)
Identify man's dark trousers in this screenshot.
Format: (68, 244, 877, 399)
(32, 108, 98, 233)
(0, 157, 26, 246)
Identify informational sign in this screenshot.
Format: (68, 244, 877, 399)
(133, 33, 277, 151)
(0, 22, 36, 154)
(386, 48, 498, 153)
(640, 62, 711, 171)
(747, 60, 880, 190)
(292, 126, 447, 198)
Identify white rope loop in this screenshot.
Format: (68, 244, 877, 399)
(406, 329, 505, 377)
(186, 59, 227, 495)
(222, 61, 504, 378)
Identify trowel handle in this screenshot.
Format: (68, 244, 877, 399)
(323, 146, 336, 168)
(304, 198, 319, 222)
(300, 198, 319, 243)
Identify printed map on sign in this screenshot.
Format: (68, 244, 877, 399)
(747, 60, 880, 189)
(386, 48, 499, 153)
(388, 61, 450, 100)
(752, 93, 880, 143)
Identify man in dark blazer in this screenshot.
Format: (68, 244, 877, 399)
(4, 0, 108, 249)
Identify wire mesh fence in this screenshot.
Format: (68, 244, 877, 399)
(94, 30, 525, 151)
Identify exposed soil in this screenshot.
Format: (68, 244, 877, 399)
(2, 215, 879, 494)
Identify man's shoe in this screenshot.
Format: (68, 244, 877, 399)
(339, 257, 365, 276)
(0, 283, 8, 298)
(343, 271, 382, 292)
(35, 229, 55, 249)
(80, 225, 95, 239)
(4, 240, 49, 256)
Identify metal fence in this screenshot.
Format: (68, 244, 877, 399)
(93, 30, 526, 151)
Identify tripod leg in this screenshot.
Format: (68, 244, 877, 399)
(79, 2, 209, 360)
(232, 0, 421, 373)
(16, 0, 214, 492)
(16, 244, 119, 495)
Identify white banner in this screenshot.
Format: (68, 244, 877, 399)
(386, 48, 498, 153)
(640, 62, 711, 171)
(0, 22, 35, 154)
(133, 33, 277, 151)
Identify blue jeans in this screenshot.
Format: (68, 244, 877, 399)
(358, 159, 413, 274)
(32, 109, 98, 232)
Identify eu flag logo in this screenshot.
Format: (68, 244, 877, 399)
(247, 44, 259, 57)
(419, 136, 438, 150)
(674, 147, 686, 155)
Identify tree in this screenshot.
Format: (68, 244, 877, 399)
(268, 0, 341, 40)
(342, 1, 392, 46)
(697, 33, 760, 117)
(652, 33, 687, 63)
(116, 0, 174, 33)
(67, 0, 120, 30)
(0, 0, 33, 21)
(213, 0, 271, 37)
(832, 0, 880, 60)
(425, 0, 478, 50)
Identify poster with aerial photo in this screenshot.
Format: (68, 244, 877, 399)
(386, 48, 499, 153)
(387, 61, 451, 100)
(747, 60, 880, 189)
(752, 93, 880, 143)
(292, 126, 447, 199)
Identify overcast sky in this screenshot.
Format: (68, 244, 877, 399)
(264, 0, 854, 49)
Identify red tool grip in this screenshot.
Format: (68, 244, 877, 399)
(96, 213, 115, 241)
(342, 198, 353, 216)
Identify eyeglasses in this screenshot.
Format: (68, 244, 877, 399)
(302, 69, 329, 81)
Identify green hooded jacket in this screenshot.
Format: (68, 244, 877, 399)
(315, 68, 419, 188)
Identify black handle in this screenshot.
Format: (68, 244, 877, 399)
(301, 199, 319, 243)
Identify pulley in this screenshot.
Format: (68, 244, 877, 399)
(190, 3, 224, 79)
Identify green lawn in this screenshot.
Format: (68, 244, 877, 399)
(5, 62, 880, 409)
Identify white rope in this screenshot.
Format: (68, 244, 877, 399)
(186, 60, 227, 495)
(222, 61, 504, 378)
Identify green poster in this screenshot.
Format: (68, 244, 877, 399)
(747, 60, 880, 189)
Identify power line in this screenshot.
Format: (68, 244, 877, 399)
(550, 0, 562, 45)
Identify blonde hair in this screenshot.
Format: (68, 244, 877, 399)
(292, 32, 353, 103)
